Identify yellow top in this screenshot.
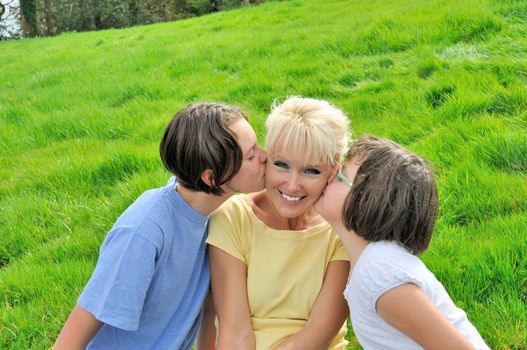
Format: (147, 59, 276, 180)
(207, 194, 349, 350)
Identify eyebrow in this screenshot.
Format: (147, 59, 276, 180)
(305, 163, 323, 168)
(273, 154, 326, 168)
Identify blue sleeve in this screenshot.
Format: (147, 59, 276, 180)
(166, 176, 176, 186)
(77, 225, 161, 331)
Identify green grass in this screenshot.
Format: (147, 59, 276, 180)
(1, 0, 526, 348)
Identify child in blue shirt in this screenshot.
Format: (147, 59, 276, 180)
(54, 102, 266, 350)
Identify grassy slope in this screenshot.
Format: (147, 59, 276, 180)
(1, 0, 526, 348)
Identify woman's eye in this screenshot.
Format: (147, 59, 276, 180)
(304, 168, 321, 175)
(273, 161, 288, 169)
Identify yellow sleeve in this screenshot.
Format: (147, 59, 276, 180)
(330, 233, 350, 262)
(206, 196, 250, 264)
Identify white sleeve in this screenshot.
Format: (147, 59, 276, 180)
(355, 257, 424, 315)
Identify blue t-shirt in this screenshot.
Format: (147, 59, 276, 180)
(78, 181, 210, 350)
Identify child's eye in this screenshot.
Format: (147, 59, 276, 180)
(304, 168, 321, 175)
(273, 161, 289, 169)
(246, 146, 258, 161)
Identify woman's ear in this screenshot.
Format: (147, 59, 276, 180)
(200, 169, 215, 188)
(328, 164, 339, 184)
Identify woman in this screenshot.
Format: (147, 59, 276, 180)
(206, 96, 351, 349)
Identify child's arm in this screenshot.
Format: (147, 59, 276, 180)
(53, 304, 102, 350)
(273, 260, 350, 350)
(195, 291, 217, 350)
(208, 246, 255, 350)
(377, 283, 475, 350)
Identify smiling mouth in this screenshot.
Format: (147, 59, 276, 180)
(279, 190, 306, 202)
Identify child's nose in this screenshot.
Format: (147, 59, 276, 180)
(258, 148, 267, 163)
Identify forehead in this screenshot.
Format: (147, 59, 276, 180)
(270, 149, 329, 168)
(342, 157, 362, 178)
(230, 119, 257, 151)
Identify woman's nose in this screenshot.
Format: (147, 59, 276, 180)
(285, 172, 301, 192)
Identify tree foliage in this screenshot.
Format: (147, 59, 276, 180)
(20, 0, 38, 36)
(8, 0, 263, 37)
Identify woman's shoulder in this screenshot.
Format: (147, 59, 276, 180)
(209, 195, 255, 234)
(215, 193, 254, 215)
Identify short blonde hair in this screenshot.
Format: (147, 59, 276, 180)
(265, 96, 351, 166)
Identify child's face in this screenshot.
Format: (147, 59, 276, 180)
(224, 118, 267, 194)
(314, 157, 361, 228)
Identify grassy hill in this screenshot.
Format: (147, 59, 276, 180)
(1, 0, 526, 348)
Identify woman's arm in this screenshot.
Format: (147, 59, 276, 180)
(195, 291, 217, 350)
(376, 283, 475, 350)
(273, 260, 350, 350)
(53, 304, 102, 350)
(209, 246, 255, 350)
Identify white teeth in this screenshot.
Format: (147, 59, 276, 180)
(281, 192, 302, 201)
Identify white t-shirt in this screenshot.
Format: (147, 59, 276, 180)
(344, 241, 489, 350)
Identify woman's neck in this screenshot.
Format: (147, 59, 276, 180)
(283, 209, 324, 230)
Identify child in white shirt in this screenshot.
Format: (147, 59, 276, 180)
(315, 135, 489, 350)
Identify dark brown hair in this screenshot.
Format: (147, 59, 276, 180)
(160, 102, 247, 195)
(343, 136, 438, 254)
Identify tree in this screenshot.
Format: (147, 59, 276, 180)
(20, 0, 37, 36)
(5, 0, 266, 39)
(41, 0, 54, 35)
(1, 0, 22, 39)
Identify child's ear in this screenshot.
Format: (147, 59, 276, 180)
(200, 169, 215, 188)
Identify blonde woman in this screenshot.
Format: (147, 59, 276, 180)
(207, 96, 351, 350)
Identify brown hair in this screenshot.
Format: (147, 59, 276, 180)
(343, 136, 438, 254)
(160, 102, 247, 195)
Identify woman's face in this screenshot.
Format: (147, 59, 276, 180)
(314, 157, 360, 227)
(265, 150, 335, 219)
